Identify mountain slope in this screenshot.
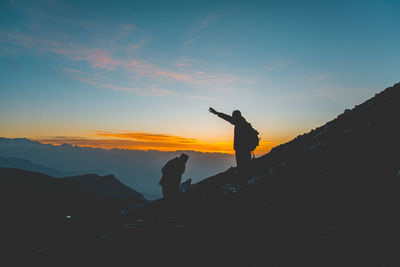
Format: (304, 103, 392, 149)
(3, 83, 400, 266)
(111, 82, 400, 266)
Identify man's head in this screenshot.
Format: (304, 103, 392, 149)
(232, 110, 241, 118)
(179, 153, 189, 163)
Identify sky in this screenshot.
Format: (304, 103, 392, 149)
(1, 0, 399, 155)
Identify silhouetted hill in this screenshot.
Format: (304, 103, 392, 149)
(59, 174, 145, 200)
(0, 156, 86, 177)
(0, 168, 144, 263)
(3, 83, 400, 266)
(0, 167, 144, 201)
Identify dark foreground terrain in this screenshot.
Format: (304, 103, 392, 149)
(2, 83, 400, 266)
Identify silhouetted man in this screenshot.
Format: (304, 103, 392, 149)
(209, 107, 252, 170)
(159, 153, 189, 198)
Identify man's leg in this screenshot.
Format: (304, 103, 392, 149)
(162, 186, 169, 198)
(236, 149, 251, 170)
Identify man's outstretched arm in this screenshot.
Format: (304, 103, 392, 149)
(209, 107, 235, 125)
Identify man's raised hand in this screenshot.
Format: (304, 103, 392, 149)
(209, 107, 217, 115)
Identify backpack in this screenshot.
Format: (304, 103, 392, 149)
(246, 123, 260, 151)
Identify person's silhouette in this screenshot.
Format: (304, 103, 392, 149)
(209, 107, 252, 170)
(159, 153, 189, 198)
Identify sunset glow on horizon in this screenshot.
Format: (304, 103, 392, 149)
(22, 129, 279, 155)
(1, 0, 399, 156)
(34, 131, 278, 155)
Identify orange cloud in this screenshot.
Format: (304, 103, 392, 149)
(36, 131, 277, 156)
(94, 131, 198, 143)
(38, 136, 233, 154)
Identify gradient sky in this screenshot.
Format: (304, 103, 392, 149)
(1, 0, 399, 155)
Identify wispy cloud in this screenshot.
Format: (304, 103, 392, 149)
(87, 49, 122, 70)
(121, 23, 135, 32)
(150, 88, 173, 96)
(126, 39, 147, 53)
(155, 71, 192, 81)
(71, 75, 146, 95)
(49, 39, 239, 89)
(1, 15, 251, 98)
(309, 73, 333, 81)
(184, 34, 204, 46)
(61, 67, 83, 74)
(264, 60, 290, 71)
(174, 58, 191, 67)
(198, 14, 219, 32)
(184, 13, 220, 46)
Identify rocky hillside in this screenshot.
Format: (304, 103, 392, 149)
(59, 173, 145, 200)
(3, 83, 400, 266)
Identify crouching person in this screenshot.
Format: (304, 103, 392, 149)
(159, 153, 189, 198)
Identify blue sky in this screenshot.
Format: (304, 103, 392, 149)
(1, 0, 399, 154)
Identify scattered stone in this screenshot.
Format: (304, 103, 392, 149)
(30, 232, 41, 240)
(100, 231, 116, 241)
(324, 166, 332, 171)
(179, 178, 192, 192)
(344, 129, 353, 134)
(305, 141, 329, 153)
(248, 176, 261, 185)
(221, 184, 241, 194)
(121, 223, 137, 232)
(37, 248, 48, 253)
(248, 171, 270, 184)
(313, 127, 328, 139)
(366, 100, 375, 108)
(118, 203, 145, 216)
(134, 218, 145, 227)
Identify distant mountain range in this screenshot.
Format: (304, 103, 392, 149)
(0, 167, 144, 200)
(0, 155, 100, 177)
(0, 138, 235, 199)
